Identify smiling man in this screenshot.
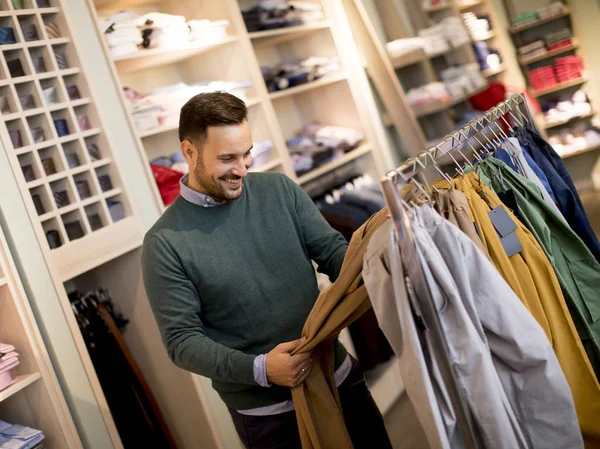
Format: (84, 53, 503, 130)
(141, 92, 391, 449)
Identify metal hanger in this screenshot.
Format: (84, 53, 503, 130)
(427, 150, 454, 190)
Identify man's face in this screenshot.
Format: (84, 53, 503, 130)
(182, 121, 253, 203)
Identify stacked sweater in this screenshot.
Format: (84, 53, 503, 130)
(0, 343, 19, 392)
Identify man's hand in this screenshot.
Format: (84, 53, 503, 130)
(265, 338, 312, 388)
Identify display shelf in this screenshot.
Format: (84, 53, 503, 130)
(457, 0, 484, 10)
(249, 158, 281, 173)
(139, 123, 178, 139)
(93, 0, 164, 9)
(472, 30, 495, 42)
(483, 64, 506, 77)
(249, 22, 331, 47)
(389, 47, 427, 69)
(510, 10, 570, 34)
(0, 372, 41, 403)
(0, 226, 81, 448)
(269, 72, 347, 100)
(561, 144, 600, 160)
(298, 144, 372, 185)
(543, 111, 595, 129)
(427, 41, 469, 59)
(531, 76, 588, 97)
(519, 41, 579, 65)
(113, 36, 239, 73)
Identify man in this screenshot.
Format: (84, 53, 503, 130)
(141, 92, 392, 449)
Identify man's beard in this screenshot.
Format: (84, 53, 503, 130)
(194, 161, 244, 203)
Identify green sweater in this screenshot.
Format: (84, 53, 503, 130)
(141, 172, 349, 410)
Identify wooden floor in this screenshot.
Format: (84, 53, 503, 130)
(384, 393, 430, 449)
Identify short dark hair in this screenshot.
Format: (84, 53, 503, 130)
(178, 91, 248, 146)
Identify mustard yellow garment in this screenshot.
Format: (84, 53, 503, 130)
(449, 174, 600, 448)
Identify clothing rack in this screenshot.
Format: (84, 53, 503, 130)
(379, 93, 536, 449)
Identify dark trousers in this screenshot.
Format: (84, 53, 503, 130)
(228, 358, 393, 449)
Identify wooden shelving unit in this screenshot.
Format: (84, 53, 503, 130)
(510, 10, 571, 34)
(0, 226, 81, 448)
(530, 76, 588, 98)
(519, 40, 578, 65)
(543, 110, 595, 130)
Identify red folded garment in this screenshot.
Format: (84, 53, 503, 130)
(151, 164, 183, 206)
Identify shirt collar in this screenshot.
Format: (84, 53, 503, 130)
(179, 174, 223, 207)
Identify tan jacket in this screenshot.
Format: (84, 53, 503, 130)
(291, 208, 389, 449)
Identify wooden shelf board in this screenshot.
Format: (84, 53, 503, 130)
(561, 144, 600, 160)
(457, 0, 483, 10)
(0, 372, 42, 403)
(0, 7, 60, 16)
(0, 276, 7, 287)
(543, 111, 595, 129)
(424, 3, 453, 12)
(298, 144, 371, 185)
(249, 22, 330, 48)
(472, 31, 495, 42)
(246, 98, 261, 108)
(249, 158, 281, 173)
(531, 77, 588, 98)
(483, 64, 506, 77)
(519, 41, 579, 65)
(413, 85, 487, 117)
(511, 10, 570, 34)
(390, 47, 427, 69)
(113, 36, 239, 73)
(139, 123, 178, 139)
(269, 73, 347, 100)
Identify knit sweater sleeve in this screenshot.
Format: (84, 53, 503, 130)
(288, 177, 348, 281)
(141, 233, 257, 385)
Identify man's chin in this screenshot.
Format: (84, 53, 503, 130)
(221, 184, 243, 201)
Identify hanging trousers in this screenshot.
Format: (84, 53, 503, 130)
(228, 357, 391, 449)
(453, 173, 600, 448)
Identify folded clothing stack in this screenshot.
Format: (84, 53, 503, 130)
(462, 12, 491, 41)
(406, 82, 451, 107)
(554, 55, 583, 82)
(537, 1, 567, 20)
(544, 90, 592, 125)
(0, 344, 19, 392)
(421, 0, 451, 8)
(124, 81, 252, 133)
(441, 63, 487, 98)
(528, 65, 558, 91)
(0, 420, 44, 449)
(385, 37, 425, 59)
(261, 56, 340, 92)
(188, 19, 229, 44)
(518, 40, 547, 60)
(151, 151, 188, 175)
(137, 13, 189, 49)
(242, 0, 324, 32)
(418, 17, 470, 54)
(98, 11, 143, 58)
(548, 128, 600, 157)
(545, 28, 572, 49)
(98, 11, 231, 58)
(250, 141, 274, 168)
(287, 122, 364, 176)
(473, 41, 502, 72)
(511, 11, 538, 27)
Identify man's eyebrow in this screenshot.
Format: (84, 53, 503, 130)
(217, 147, 254, 158)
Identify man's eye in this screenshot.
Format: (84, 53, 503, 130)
(221, 158, 233, 162)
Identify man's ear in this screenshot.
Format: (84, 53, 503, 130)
(180, 140, 196, 163)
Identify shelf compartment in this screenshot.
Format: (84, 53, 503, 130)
(519, 41, 579, 66)
(14, 80, 41, 111)
(4, 48, 31, 78)
(249, 22, 331, 48)
(390, 47, 426, 69)
(510, 10, 570, 34)
(424, 3, 452, 12)
(483, 64, 505, 77)
(0, 372, 41, 403)
(38, 144, 64, 176)
(269, 72, 347, 100)
(18, 150, 41, 182)
(60, 208, 87, 241)
(0, 84, 18, 114)
(29, 183, 52, 215)
(531, 76, 588, 98)
(543, 111, 595, 129)
(113, 36, 239, 74)
(26, 112, 51, 143)
(298, 144, 371, 185)
(27, 44, 52, 74)
(39, 76, 65, 105)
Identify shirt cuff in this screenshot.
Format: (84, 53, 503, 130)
(253, 354, 271, 388)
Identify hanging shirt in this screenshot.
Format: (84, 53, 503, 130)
(364, 222, 455, 449)
(478, 157, 600, 380)
(453, 172, 600, 447)
(515, 126, 600, 263)
(417, 204, 582, 449)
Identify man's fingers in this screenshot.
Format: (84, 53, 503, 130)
(290, 351, 312, 365)
(293, 361, 313, 386)
(277, 338, 303, 353)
